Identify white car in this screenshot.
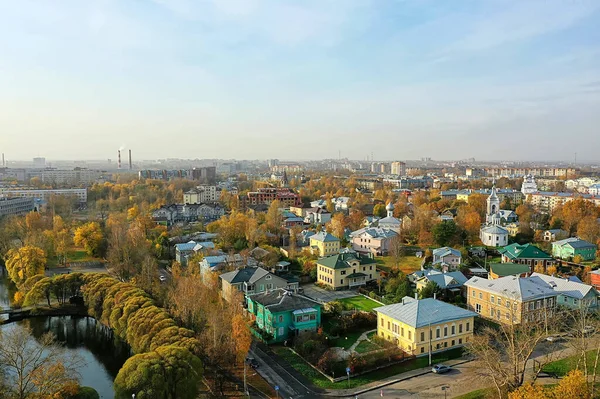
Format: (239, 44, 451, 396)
(159, 275, 167, 282)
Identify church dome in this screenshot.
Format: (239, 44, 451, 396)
(386, 202, 394, 211)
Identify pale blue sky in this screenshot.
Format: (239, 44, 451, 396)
(1, 0, 599, 161)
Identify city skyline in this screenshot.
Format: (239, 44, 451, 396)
(1, 0, 599, 161)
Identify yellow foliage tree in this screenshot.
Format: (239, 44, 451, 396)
(73, 222, 104, 256)
(5, 245, 47, 287)
(552, 369, 590, 399)
(508, 383, 547, 399)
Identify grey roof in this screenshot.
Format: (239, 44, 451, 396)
(530, 272, 596, 300)
(350, 227, 398, 239)
(310, 231, 340, 243)
(465, 275, 557, 301)
(374, 297, 477, 328)
(553, 237, 596, 250)
(433, 247, 461, 258)
(480, 225, 509, 235)
(249, 289, 321, 313)
(417, 270, 468, 289)
(220, 266, 280, 285)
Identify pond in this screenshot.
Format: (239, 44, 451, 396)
(0, 270, 130, 399)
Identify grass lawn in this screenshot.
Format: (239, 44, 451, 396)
(453, 388, 496, 399)
(354, 339, 382, 354)
(337, 296, 382, 312)
(542, 349, 600, 376)
(272, 346, 464, 390)
(377, 256, 423, 274)
(330, 327, 371, 350)
(66, 249, 98, 263)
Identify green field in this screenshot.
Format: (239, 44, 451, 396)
(337, 295, 382, 312)
(272, 347, 464, 389)
(377, 256, 423, 274)
(354, 339, 382, 354)
(542, 349, 600, 376)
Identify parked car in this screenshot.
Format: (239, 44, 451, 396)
(246, 357, 259, 369)
(432, 364, 451, 374)
(545, 336, 565, 343)
(159, 275, 167, 282)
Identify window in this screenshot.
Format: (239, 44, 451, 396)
(476, 303, 481, 313)
(381, 318, 384, 327)
(444, 327, 448, 337)
(421, 332, 425, 342)
(497, 297, 501, 305)
(459, 324, 463, 333)
(309, 314, 316, 321)
(451, 325, 455, 335)
(479, 292, 482, 299)
(421, 347, 424, 354)
(340, 279, 344, 285)
(408, 331, 412, 340)
(466, 322, 470, 332)
(436, 328, 440, 338)
(491, 295, 495, 303)
(401, 327, 404, 336)
(388, 321, 390, 330)
(341, 270, 346, 275)
(490, 308, 494, 317)
(279, 315, 283, 323)
(451, 340, 455, 346)
(472, 290, 475, 297)
(506, 300, 510, 308)
(279, 327, 284, 336)
(266, 275, 271, 280)
(459, 338, 462, 344)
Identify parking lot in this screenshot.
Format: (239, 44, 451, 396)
(300, 283, 359, 303)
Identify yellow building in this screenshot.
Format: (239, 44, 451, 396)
(309, 232, 340, 257)
(374, 296, 477, 356)
(316, 251, 379, 290)
(464, 275, 557, 325)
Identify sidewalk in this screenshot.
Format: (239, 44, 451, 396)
(322, 357, 472, 398)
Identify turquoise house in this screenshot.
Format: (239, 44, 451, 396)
(552, 238, 597, 261)
(246, 289, 322, 343)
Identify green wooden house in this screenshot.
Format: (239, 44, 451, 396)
(552, 238, 597, 261)
(246, 289, 322, 343)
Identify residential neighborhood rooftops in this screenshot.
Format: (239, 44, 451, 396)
(219, 266, 270, 284)
(530, 272, 596, 300)
(432, 247, 461, 258)
(310, 231, 339, 243)
(489, 263, 531, 277)
(465, 275, 557, 301)
(248, 289, 320, 313)
(374, 297, 477, 328)
(350, 227, 398, 239)
(416, 270, 468, 289)
(499, 243, 552, 260)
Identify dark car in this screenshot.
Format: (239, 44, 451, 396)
(246, 357, 259, 369)
(432, 364, 451, 374)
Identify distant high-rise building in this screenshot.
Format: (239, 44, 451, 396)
(33, 157, 46, 168)
(390, 161, 406, 176)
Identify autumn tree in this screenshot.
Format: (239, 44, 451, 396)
(329, 213, 347, 240)
(0, 325, 83, 399)
(456, 205, 481, 243)
(373, 204, 387, 218)
(5, 245, 46, 287)
(73, 222, 105, 257)
(577, 215, 600, 245)
(388, 233, 405, 268)
(114, 345, 202, 399)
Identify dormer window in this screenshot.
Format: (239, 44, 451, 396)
(266, 275, 272, 280)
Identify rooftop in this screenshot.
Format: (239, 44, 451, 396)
(553, 237, 597, 250)
(489, 263, 531, 277)
(310, 231, 340, 243)
(465, 275, 557, 301)
(317, 251, 376, 270)
(530, 272, 596, 300)
(499, 243, 552, 260)
(249, 289, 321, 313)
(374, 297, 477, 328)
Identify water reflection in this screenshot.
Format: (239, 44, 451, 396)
(0, 272, 130, 398)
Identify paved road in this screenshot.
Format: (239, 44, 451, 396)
(250, 342, 319, 399)
(302, 284, 359, 303)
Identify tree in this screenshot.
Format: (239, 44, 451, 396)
(432, 220, 457, 247)
(373, 204, 387, 218)
(418, 281, 440, 299)
(114, 345, 202, 399)
(73, 222, 105, 257)
(0, 325, 83, 399)
(5, 245, 46, 287)
(329, 213, 347, 240)
(577, 215, 600, 245)
(388, 233, 405, 268)
(552, 369, 590, 399)
(507, 383, 546, 399)
(466, 303, 559, 398)
(265, 200, 283, 234)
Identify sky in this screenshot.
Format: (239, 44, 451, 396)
(1, 0, 599, 162)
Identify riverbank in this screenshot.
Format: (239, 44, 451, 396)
(0, 304, 88, 325)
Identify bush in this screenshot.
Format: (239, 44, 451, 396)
(293, 333, 328, 364)
(74, 386, 100, 399)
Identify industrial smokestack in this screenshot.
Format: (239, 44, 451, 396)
(129, 149, 132, 170)
(118, 150, 121, 169)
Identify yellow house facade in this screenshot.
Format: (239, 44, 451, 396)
(317, 251, 379, 290)
(309, 232, 340, 257)
(375, 296, 477, 357)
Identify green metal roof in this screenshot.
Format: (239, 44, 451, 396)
(317, 252, 376, 270)
(499, 243, 552, 260)
(489, 263, 531, 277)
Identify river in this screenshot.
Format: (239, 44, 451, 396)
(0, 270, 130, 399)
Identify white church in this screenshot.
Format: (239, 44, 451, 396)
(479, 185, 510, 247)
